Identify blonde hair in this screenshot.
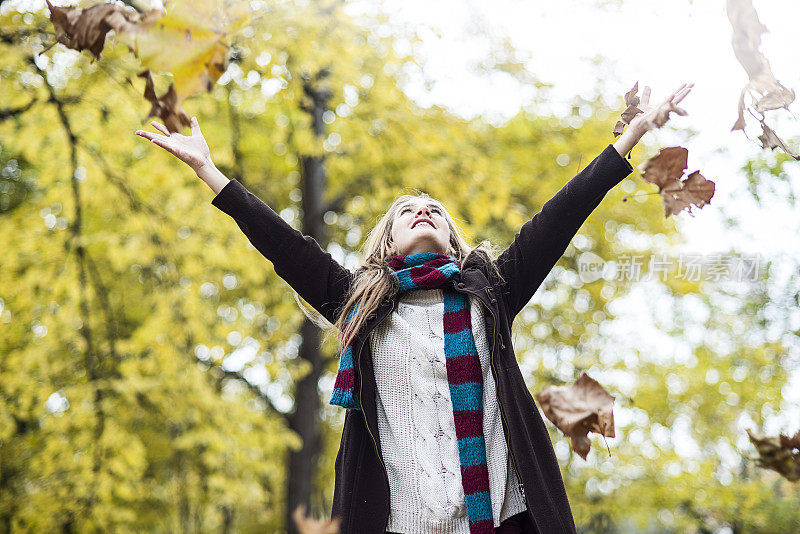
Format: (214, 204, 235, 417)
(293, 190, 504, 353)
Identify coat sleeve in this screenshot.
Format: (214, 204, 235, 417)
(211, 178, 353, 325)
(494, 143, 634, 319)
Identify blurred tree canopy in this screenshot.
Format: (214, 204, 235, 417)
(1, 0, 798, 532)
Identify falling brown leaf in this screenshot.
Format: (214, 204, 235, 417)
(113, 0, 244, 103)
(678, 171, 714, 209)
(638, 146, 688, 190)
(663, 171, 715, 217)
(746, 428, 800, 482)
(45, 0, 158, 60)
(726, 0, 772, 81)
(620, 82, 642, 122)
(726, 0, 798, 158)
(637, 146, 716, 218)
(46, 1, 257, 132)
(612, 80, 688, 137)
(137, 70, 190, 133)
(534, 372, 616, 461)
(292, 504, 341, 534)
(732, 87, 748, 132)
(613, 81, 644, 137)
(757, 121, 800, 160)
(751, 76, 796, 114)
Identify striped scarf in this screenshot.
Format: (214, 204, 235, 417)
(330, 252, 494, 533)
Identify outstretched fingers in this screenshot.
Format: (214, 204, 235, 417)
(134, 120, 174, 143)
(641, 85, 652, 107)
(666, 83, 693, 117)
(671, 83, 694, 104)
(660, 84, 683, 107)
(150, 120, 171, 136)
(134, 129, 166, 143)
(190, 116, 201, 136)
(134, 128, 179, 155)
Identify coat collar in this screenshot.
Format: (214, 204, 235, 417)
(358, 249, 495, 340)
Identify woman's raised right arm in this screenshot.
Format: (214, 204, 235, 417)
(208, 174, 353, 325)
(135, 118, 353, 325)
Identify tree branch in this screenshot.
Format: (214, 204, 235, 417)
(202, 359, 289, 421)
(0, 97, 37, 122)
(29, 53, 106, 512)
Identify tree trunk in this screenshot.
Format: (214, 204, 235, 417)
(285, 70, 332, 534)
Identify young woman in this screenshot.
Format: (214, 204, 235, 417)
(135, 82, 692, 534)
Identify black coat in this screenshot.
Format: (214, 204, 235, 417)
(211, 143, 634, 534)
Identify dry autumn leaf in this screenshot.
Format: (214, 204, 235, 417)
(613, 81, 689, 138)
(637, 146, 715, 218)
(726, 0, 798, 159)
(534, 372, 616, 461)
(757, 121, 800, 160)
(113, 0, 252, 102)
(671, 171, 715, 215)
(726, 0, 795, 115)
(45, 0, 161, 60)
(292, 504, 341, 534)
(138, 70, 190, 133)
(746, 428, 800, 482)
(613, 81, 643, 137)
(46, 0, 257, 132)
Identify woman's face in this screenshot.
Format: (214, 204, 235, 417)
(389, 198, 452, 257)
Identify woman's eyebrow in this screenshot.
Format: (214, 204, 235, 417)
(399, 202, 441, 211)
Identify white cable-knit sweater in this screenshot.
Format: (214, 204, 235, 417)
(368, 288, 527, 534)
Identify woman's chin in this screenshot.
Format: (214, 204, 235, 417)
(401, 244, 448, 256)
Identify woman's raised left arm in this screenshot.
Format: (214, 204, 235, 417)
(494, 82, 693, 319)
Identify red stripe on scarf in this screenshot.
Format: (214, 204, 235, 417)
(453, 409, 484, 438)
(460, 463, 491, 494)
(409, 265, 448, 288)
(444, 306, 470, 332)
(445, 353, 483, 384)
(332, 367, 354, 389)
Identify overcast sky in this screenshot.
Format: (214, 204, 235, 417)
(350, 0, 800, 259)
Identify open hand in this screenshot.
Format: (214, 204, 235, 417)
(134, 116, 212, 172)
(629, 82, 694, 136)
